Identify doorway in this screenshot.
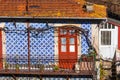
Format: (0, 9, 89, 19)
(58, 27, 78, 69)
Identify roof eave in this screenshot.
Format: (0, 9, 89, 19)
(0, 16, 107, 23)
(108, 18, 120, 26)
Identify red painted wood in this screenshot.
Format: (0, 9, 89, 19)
(58, 28, 78, 69)
(108, 21, 120, 27)
(118, 26, 120, 50)
(0, 30, 3, 69)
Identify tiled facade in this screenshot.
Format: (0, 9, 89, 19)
(0, 0, 108, 80)
(5, 23, 28, 64)
(0, 22, 93, 79)
(81, 23, 91, 54)
(29, 23, 55, 64)
(5, 23, 55, 64)
(4, 22, 92, 64)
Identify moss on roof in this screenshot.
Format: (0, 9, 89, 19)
(0, 0, 107, 18)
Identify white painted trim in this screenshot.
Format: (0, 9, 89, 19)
(91, 24, 99, 54)
(2, 30, 6, 58)
(53, 24, 80, 27)
(78, 24, 81, 59)
(91, 24, 101, 80)
(115, 26, 118, 49)
(99, 23, 118, 59)
(99, 27, 117, 47)
(54, 26, 58, 60)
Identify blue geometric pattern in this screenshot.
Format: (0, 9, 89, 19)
(5, 22, 28, 64)
(5, 23, 54, 64)
(5, 22, 91, 63)
(81, 23, 91, 54)
(29, 23, 54, 64)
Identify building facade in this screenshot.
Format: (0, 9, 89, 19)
(0, 0, 111, 80)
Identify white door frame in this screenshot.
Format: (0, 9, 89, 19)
(99, 23, 118, 59)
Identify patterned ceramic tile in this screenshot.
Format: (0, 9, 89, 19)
(81, 23, 91, 54)
(5, 23, 54, 64)
(5, 22, 91, 63)
(29, 23, 54, 64)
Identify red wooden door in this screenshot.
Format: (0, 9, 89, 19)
(58, 28, 78, 69)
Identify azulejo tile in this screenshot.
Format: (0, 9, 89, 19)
(5, 23, 55, 64)
(81, 23, 91, 54)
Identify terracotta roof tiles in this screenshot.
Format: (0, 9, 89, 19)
(0, 0, 107, 18)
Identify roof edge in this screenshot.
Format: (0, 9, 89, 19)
(0, 16, 107, 20)
(0, 17, 107, 23)
(108, 18, 120, 26)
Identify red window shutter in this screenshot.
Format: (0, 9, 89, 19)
(118, 26, 120, 50)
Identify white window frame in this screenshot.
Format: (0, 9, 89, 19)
(99, 23, 115, 47)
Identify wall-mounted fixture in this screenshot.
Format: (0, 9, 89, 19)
(82, 2, 94, 12)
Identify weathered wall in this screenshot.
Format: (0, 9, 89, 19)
(91, 24, 99, 54)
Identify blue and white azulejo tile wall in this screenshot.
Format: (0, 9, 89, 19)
(29, 23, 54, 64)
(5, 22, 28, 64)
(81, 23, 91, 54)
(5, 22, 92, 63)
(5, 23, 55, 64)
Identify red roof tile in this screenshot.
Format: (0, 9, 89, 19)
(0, 0, 107, 18)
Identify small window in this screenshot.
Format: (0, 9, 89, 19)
(70, 45, 75, 52)
(60, 29, 67, 35)
(101, 31, 111, 45)
(61, 38, 66, 44)
(69, 30, 75, 35)
(70, 38, 75, 44)
(61, 45, 66, 52)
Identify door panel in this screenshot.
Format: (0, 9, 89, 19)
(58, 28, 78, 69)
(99, 23, 118, 59)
